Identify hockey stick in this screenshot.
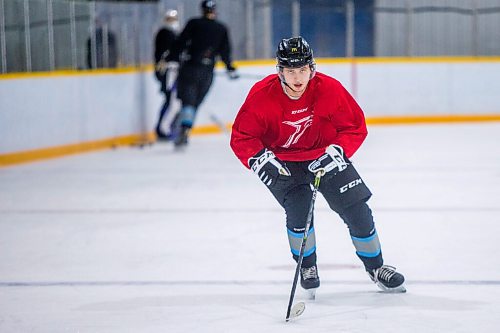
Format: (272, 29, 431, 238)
(209, 113, 231, 135)
(285, 170, 324, 322)
(215, 72, 265, 80)
(234, 73, 265, 80)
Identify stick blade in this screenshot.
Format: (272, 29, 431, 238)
(286, 302, 305, 322)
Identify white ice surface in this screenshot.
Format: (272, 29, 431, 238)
(1, 123, 500, 332)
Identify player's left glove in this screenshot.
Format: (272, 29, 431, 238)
(308, 144, 349, 175)
(155, 60, 168, 75)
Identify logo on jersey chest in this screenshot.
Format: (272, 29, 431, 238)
(281, 115, 313, 148)
(291, 107, 308, 115)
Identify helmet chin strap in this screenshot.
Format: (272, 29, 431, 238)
(282, 79, 300, 93)
(279, 77, 303, 100)
(277, 69, 300, 93)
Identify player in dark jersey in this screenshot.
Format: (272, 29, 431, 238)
(230, 36, 406, 295)
(154, 9, 179, 140)
(168, 0, 238, 148)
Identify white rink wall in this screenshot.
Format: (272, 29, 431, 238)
(0, 71, 158, 154)
(1, 59, 499, 156)
(205, 60, 500, 122)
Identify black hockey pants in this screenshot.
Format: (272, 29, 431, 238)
(268, 161, 384, 271)
(174, 64, 214, 130)
(177, 64, 214, 109)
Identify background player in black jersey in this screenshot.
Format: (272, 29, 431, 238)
(154, 9, 179, 140)
(167, 0, 239, 148)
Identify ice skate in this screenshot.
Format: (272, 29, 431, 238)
(300, 265, 320, 299)
(305, 288, 317, 300)
(367, 265, 406, 293)
(174, 126, 189, 149)
(156, 129, 171, 142)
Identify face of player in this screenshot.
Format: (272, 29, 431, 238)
(164, 17, 180, 31)
(281, 65, 311, 98)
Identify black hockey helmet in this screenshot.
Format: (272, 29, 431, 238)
(201, 0, 216, 14)
(276, 36, 314, 68)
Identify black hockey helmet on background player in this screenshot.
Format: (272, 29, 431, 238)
(276, 36, 316, 80)
(201, 0, 217, 15)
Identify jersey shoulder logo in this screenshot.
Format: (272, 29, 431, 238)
(281, 115, 313, 148)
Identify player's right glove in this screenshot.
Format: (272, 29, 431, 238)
(308, 144, 349, 175)
(248, 148, 291, 188)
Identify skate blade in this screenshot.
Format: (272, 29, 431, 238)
(286, 302, 305, 321)
(173, 143, 188, 151)
(377, 282, 407, 293)
(306, 288, 317, 300)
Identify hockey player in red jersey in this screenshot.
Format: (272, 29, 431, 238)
(230, 37, 406, 294)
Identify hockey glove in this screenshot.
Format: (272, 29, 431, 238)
(155, 60, 168, 75)
(308, 144, 349, 175)
(248, 148, 291, 188)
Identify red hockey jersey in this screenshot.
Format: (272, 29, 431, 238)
(230, 72, 367, 168)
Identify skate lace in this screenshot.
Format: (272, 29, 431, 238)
(301, 266, 318, 280)
(375, 265, 396, 282)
